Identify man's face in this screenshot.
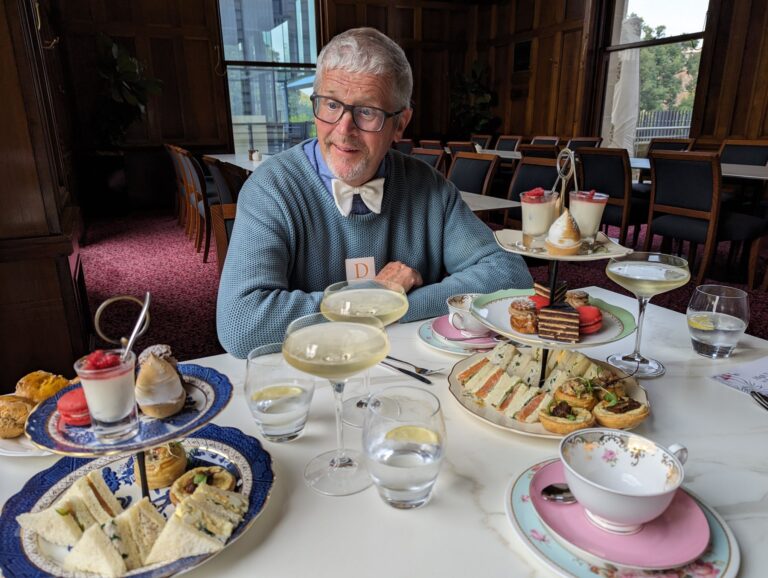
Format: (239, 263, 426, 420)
(315, 69, 412, 186)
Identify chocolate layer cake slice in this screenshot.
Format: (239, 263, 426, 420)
(534, 281, 568, 304)
(538, 303, 580, 342)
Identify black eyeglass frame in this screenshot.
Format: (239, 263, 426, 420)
(310, 93, 404, 133)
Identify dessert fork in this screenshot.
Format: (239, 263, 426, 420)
(385, 356, 445, 376)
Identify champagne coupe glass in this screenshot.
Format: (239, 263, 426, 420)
(605, 252, 690, 378)
(283, 312, 390, 496)
(321, 279, 408, 427)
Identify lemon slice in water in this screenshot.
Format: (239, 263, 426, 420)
(385, 425, 439, 444)
(251, 385, 304, 402)
(688, 314, 715, 331)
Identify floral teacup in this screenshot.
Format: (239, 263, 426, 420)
(559, 428, 687, 534)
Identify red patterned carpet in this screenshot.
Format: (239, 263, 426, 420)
(80, 213, 768, 362)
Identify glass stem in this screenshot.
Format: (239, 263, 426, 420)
(631, 296, 650, 358)
(331, 380, 346, 464)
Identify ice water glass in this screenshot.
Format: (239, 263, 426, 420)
(246, 343, 315, 442)
(363, 386, 445, 509)
(687, 285, 749, 359)
(73, 349, 139, 443)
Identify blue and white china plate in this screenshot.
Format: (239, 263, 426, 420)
(471, 289, 636, 350)
(417, 320, 495, 356)
(505, 459, 740, 578)
(25, 364, 232, 456)
(0, 423, 274, 578)
(0, 435, 50, 457)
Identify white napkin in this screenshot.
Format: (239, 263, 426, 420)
(712, 357, 768, 394)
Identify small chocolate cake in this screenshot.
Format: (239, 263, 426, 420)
(538, 303, 580, 342)
(534, 281, 568, 304)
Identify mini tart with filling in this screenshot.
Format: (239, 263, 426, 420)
(553, 377, 598, 410)
(169, 465, 236, 505)
(539, 401, 595, 435)
(139, 442, 188, 490)
(593, 397, 650, 429)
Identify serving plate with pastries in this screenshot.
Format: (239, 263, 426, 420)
(447, 342, 650, 439)
(0, 423, 274, 578)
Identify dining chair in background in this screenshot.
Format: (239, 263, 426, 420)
(495, 135, 524, 152)
(517, 143, 559, 159)
(470, 134, 493, 149)
(202, 157, 248, 274)
(418, 139, 444, 150)
(503, 156, 559, 229)
(178, 148, 219, 263)
(718, 139, 768, 165)
(164, 144, 188, 228)
(411, 147, 446, 175)
(578, 147, 646, 247)
(393, 138, 415, 155)
(446, 141, 478, 155)
(530, 136, 560, 146)
(633, 137, 694, 198)
(447, 152, 500, 196)
(565, 136, 602, 151)
(645, 151, 767, 287)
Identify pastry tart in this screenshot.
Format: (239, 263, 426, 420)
(170, 466, 236, 505)
(140, 442, 188, 490)
(553, 377, 598, 410)
(538, 401, 595, 435)
(593, 397, 650, 429)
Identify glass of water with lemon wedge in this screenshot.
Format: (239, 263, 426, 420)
(246, 343, 315, 442)
(363, 386, 446, 509)
(686, 285, 749, 359)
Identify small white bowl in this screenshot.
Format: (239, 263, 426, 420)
(559, 428, 687, 534)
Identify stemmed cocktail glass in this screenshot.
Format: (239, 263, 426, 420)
(283, 312, 390, 496)
(321, 279, 408, 427)
(605, 252, 690, 378)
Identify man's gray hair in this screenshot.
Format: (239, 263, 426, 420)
(314, 27, 413, 111)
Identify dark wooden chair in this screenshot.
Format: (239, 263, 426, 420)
(470, 134, 493, 149)
(503, 157, 559, 228)
(645, 151, 767, 287)
(578, 147, 646, 247)
(411, 147, 446, 175)
(418, 139, 444, 150)
(495, 135, 524, 152)
(718, 139, 768, 165)
(393, 138, 415, 155)
(202, 156, 248, 273)
(447, 152, 500, 196)
(531, 136, 560, 146)
(517, 143, 559, 159)
(446, 141, 477, 155)
(565, 136, 602, 150)
(164, 144, 188, 228)
(178, 147, 219, 263)
(633, 138, 694, 198)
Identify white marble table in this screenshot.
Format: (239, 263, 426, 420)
(206, 153, 268, 172)
(479, 148, 522, 160)
(630, 157, 768, 180)
(460, 191, 520, 212)
(2, 287, 767, 577)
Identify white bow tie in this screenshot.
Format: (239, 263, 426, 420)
(331, 178, 385, 216)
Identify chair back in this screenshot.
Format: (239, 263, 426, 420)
(531, 136, 560, 146)
(650, 151, 720, 214)
(411, 147, 446, 171)
(447, 152, 500, 195)
(202, 156, 236, 204)
(565, 137, 602, 150)
(470, 134, 492, 149)
(218, 162, 250, 202)
(718, 139, 768, 165)
(446, 141, 477, 155)
(496, 135, 523, 151)
(393, 139, 415, 155)
(506, 157, 559, 202)
(517, 143, 559, 159)
(419, 139, 443, 150)
(210, 203, 237, 275)
(165, 144, 189, 222)
(647, 138, 693, 153)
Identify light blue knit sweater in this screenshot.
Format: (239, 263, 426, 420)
(216, 143, 532, 357)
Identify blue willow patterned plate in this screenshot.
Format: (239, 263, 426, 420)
(0, 423, 274, 578)
(505, 459, 740, 578)
(25, 364, 232, 456)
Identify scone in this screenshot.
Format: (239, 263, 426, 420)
(170, 466, 236, 505)
(593, 397, 650, 429)
(15, 370, 70, 403)
(509, 297, 538, 334)
(0, 395, 36, 438)
(539, 400, 595, 434)
(135, 354, 186, 418)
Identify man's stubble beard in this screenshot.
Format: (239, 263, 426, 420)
(324, 137, 371, 184)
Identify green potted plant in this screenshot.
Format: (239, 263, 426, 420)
(449, 63, 500, 138)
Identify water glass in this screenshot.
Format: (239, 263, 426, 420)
(686, 285, 749, 359)
(73, 349, 139, 443)
(363, 386, 446, 509)
(246, 343, 315, 442)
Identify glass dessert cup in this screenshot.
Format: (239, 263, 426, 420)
(520, 189, 558, 252)
(321, 280, 408, 428)
(283, 313, 389, 496)
(605, 252, 690, 378)
(569, 191, 608, 252)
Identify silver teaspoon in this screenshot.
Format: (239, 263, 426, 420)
(541, 483, 577, 504)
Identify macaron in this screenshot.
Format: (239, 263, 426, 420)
(578, 305, 603, 335)
(529, 295, 550, 310)
(57, 386, 91, 426)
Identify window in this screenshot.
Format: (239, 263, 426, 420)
(600, 0, 708, 155)
(219, 0, 317, 153)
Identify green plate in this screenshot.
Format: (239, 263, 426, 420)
(469, 288, 636, 350)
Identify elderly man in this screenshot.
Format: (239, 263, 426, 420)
(217, 27, 531, 357)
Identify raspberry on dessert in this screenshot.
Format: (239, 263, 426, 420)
(83, 349, 122, 370)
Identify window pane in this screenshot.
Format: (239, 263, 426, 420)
(219, 0, 317, 64)
(602, 40, 701, 155)
(611, 0, 708, 45)
(227, 66, 317, 154)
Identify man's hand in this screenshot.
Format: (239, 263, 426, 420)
(375, 261, 423, 293)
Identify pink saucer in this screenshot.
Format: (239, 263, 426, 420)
(529, 460, 710, 570)
(432, 315, 497, 348)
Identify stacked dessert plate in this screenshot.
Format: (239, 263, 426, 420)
(506, 459, 740, 577)
(418, 315, 501, 355)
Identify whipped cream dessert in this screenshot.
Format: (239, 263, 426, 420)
(569, 190, 608, 243)
(135, 354, 186, 418)
(545, 208, 582, 255)
(520, 188, 558, 249)
(75, 350, 136, 423)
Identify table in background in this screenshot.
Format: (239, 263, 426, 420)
(3, 287, 766, 577)
(206, 153, 267, 173)
(630, 157, 768, 180)
(478, 148, 522, 160)
(460, 191, 520, 212)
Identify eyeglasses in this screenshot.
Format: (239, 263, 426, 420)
(310, 94, 403, 133)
